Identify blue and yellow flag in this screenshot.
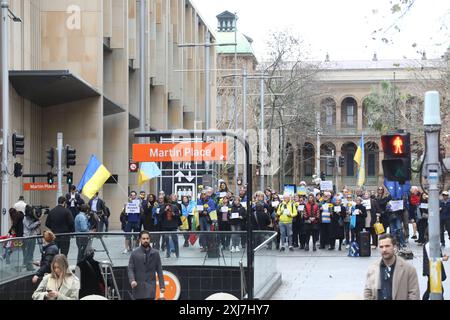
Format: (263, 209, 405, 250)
(138, 162, 162, 186)
(353, 134, 365, 187)
(77, 155, 111, 199)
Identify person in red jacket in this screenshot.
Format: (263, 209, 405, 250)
(303, 195, 320, 252)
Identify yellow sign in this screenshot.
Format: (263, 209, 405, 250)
(430, 260, 443, 294)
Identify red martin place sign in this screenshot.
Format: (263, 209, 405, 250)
(132, 143, 228, 162)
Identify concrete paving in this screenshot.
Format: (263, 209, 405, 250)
(270, 237, 450, 300)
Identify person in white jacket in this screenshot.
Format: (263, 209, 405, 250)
(32, 254, 80, 300)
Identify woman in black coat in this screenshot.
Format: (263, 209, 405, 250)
(159, 204, 181, 258)
(417, 193, 429, 245)
(251, 203, 272, 247)
(229, 197, 247, 253)
(351, 197, 367, 244)
(32, 230, 59, 285)
(363, 191, 382, 248)
(141, 194, 157, 232)
(331, 198, 347, 251)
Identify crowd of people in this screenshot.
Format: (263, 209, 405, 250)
(1, 179, 450, 300)
(117, 180, 450, 257)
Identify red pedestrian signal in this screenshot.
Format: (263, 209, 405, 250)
(381, 133, 410, 157)
(392, 136, 404, 154)
(381, 132, 411, 183)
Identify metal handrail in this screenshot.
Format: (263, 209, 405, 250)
(0, 231, 252, 245)
(239, 260, 246, 300)
(253, 232, 278, 252)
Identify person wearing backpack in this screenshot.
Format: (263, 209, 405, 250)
(303, 195, 320, 252)
(276, 194, 297, 252)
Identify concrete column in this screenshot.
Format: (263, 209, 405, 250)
(336, 102, 341, 131)
(357, 103, 363, 131)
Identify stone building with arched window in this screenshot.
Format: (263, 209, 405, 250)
(280, 50, 449, 191)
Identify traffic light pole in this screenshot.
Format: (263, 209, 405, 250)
(1, 1, 9, 235)
(423, 91, 443, 300)
(57, 133, 63, 202)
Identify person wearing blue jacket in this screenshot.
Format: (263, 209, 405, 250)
(74, 204, 90, 263)
(197, 190, 216, 252)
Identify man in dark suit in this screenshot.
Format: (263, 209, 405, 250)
(65, 185, 85, 219)
(89, 192, 109, 232)
(45, 196, 75, 256)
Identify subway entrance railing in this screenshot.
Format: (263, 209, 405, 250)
(0, 231, 280, 300)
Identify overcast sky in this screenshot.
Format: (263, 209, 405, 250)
(191, 0, 450, 62)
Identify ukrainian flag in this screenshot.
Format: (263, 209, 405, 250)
(138, 162, 162, 186)
(78, 155, 111, 199)
(353, 134, 365, 187)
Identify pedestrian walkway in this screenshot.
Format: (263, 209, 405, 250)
(270, 239, 450, 300)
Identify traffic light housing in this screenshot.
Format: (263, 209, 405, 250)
(65, 145, 76, 168)
(66, 171, 73, 185)
(381, 133, 411, 183)
(338, 156, 345, 167)
(46, 148, 55, 168)
(12, 133, 24, 157)
(320, 171, 326, 181)
(327, 157, 335, 167)
(13, 162, 23, 178)
(47, 172, 54, 185)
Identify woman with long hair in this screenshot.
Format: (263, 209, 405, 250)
(32, 254, 80, 300)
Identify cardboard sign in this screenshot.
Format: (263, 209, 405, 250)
(231, 212, 239, 219)
(420, 203, 428, 209)
(362, 199, 371, 210)
(390, 200, 404, 212)
(126, 200, 140, 214)
(320, 181, 333, 191)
